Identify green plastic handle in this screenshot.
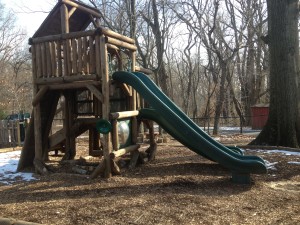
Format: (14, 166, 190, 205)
(96, 119, 112, 134)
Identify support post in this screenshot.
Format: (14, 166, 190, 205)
(99, 34, 112, 178)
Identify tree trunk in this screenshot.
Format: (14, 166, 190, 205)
(250, 0, 300, 147)
(213, 61, 227, 135)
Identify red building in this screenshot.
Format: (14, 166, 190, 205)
(251, 104, 269, 129)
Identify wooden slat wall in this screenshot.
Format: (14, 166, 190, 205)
(32, 35, 98, 79)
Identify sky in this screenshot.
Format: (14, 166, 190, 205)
(2, 0, 54, 37)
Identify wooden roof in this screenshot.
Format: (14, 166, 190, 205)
(33, 0, 101, 38)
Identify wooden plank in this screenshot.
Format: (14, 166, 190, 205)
(82, 36, 88, 74)
(131, 116, 138, 144)
(120, 83, 132, 96)
(31, 30, 96, 44)
(47, 80, 100, 90)
(129, 150, 140, 169)
(106, 43, 119, 51)
(77, 37, 83, 74)
(95, 35, 101, 79)
(57, 41, 63, 77)
(97, 26, 135, 44)
(34, 103, 43, 164)
(32, 86, 49, 106)
(31, 45, 37, 80)
(110, 111, 139, 120)
(62, 0, 102, 19)
(112, 120, 119, 151)
(60, 3, 69, 33)
(35, 74, 98, 84)
(106, 36, 137, 51)
(110, 144, 140, 159)
(90, 159, 106, 179)
(63, 40, 69, 76)
(131, 51, 137, 110)
(51, 42, 57, 77)
(68, 6, 77, 17)
(46, 42, 52, 77)
(41, 43, 47, 78)
(72, 39, 78, 74)
(86, 84, 104, 103)
(66, 40, 72, 75)
(35, 44, 41, 78)
(89, 36, 95, 74)
(99, 34, 111, 178)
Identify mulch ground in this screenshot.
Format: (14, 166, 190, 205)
(0, 134, 299, 225)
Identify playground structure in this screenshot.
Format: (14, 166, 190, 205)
(17, 0, 155, 178)
(17, 0, 267, 183)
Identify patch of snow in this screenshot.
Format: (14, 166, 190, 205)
(264, 160, 278, 170)
(288, 161, 300, 165)
(248, 149, 300, 157)
(0, 150, 37, 185)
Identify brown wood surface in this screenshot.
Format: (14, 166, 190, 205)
(110, 144, 140, 159)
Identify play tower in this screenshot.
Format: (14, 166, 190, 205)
(17, 0, 154, 177)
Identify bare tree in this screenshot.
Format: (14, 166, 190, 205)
(0, 1, 28, 115)
(140, 0, 178, 96)
(0, 2, 26, 73)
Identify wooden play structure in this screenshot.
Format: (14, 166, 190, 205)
(17, 0, 156, 178)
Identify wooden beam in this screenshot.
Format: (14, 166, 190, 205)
(110, 144, 140, 159)
(106, 37, 137, 51)
(97, 27, 135, 44)
(131, 50, 137, 111)
(110, 111, 139, 120)
(112, 120, 119, 151)
(106, 43, 119, 51)
(120, 83, 132, 96)
(60, 3, 69, 33)
(30, 30, 96, 44)
(32, 86, 49, 107)
(100, 34, 112, 178)
(86, 84, 104, 103)
(44, 81, 100, 90)
(68, 6, 77, 18)
(62, 0, 102, 18)
(36, 74, 98, 85)
(129, 150, 140, 169)
(34, 103, 46, 174)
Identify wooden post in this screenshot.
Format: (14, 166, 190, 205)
(16, 120, 21, 147)
(99, 34, 112, 178)
(63, 91, 76, 160)
(60, 4, 69, 33)
(33, 102, 47, 174)
(112, 119, 119, 151)
(130, 50, 136, 110)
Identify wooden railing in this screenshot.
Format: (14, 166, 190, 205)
(30, 30, 99, 83)
(29, 27, 136, 85)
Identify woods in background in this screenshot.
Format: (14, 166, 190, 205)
(89, 0, 269, 134)
(1, 0, 299, 148)
(0, 1, 31, 118)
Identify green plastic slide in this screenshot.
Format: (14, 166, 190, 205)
(132, 72, 265, 163)
(112, 71, 267, 177)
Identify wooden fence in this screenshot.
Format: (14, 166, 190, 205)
(0, 120, 28, 148)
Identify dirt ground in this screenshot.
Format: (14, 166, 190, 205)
(0, 134, 299, 225)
